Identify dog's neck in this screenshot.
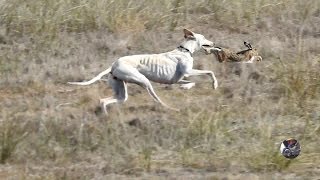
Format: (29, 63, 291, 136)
(177, 45, 192, 57)
(178, 39, 199, 55)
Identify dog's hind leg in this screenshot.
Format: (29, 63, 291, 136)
(112, 68, 179, 111)
(100, 76, 128, 114)
(144, 81, 179, 111)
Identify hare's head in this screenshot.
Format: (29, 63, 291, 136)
(237, 42, 262, 62)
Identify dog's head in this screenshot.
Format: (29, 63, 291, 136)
(181, 29, 214, 53)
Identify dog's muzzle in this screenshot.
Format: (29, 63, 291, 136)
(202, 46, 221, 54)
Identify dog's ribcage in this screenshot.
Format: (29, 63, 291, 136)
(137, 54, 184, 84)
(117, 53, 185, 84)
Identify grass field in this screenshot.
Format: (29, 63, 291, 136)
(0, 0, 320, 179)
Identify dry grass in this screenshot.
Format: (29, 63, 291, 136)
(0, 0, 320, 179)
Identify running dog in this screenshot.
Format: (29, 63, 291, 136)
(68, 29, 217, 113)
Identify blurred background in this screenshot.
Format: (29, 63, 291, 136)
(0, 0, 319, 179)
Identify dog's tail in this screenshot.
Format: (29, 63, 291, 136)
(68, 67, 112, 86)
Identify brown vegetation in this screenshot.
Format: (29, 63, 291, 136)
(0, 0, 320, 179)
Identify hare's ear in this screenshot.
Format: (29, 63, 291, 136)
(244, 41, 253, 50)
(183, 29, 195, 39)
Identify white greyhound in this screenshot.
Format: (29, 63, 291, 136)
(68, 29, 218, 113)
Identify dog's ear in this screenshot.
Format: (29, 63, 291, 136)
(183, 29, 195, 39)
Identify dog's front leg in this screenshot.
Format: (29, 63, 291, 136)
(184, 69, 218, 89)
(177, 79, 196, 90)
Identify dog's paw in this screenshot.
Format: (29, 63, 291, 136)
(180, 82, 195, 90)
(212, 81, 218, 89)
